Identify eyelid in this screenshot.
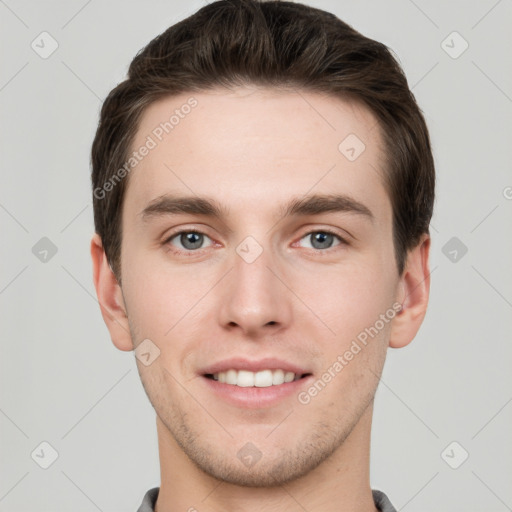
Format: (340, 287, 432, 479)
(295, 228, 349, 249)
(163, 226, 216, 254)
(162, 225, 350, 256)
(162, 223, 213, 241)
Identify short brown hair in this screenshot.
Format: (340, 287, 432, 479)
(91, 0, 435, 281)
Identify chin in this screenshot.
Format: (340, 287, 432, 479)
(168, 414, 352, 488)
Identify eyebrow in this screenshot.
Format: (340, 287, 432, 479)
(140, 194, 230, 222)
(281, 193, 374, 222)
(139, 193, 374, 224)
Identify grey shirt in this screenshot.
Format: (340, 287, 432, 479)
(137, 487, 397, 512)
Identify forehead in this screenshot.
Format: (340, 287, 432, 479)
(123, 86, 391, 228)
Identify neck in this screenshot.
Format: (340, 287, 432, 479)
(154, 404, 378, 512)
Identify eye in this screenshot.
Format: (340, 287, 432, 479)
(298, 230, 345, 250)
(165, 230, 214, 252)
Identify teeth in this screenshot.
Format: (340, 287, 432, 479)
(212, 369, 301, 387)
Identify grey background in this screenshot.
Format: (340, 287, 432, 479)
(1, 0, 511, 510)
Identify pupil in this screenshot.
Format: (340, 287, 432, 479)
(312, 232, 332, 249)
(181, 232, 202, 249)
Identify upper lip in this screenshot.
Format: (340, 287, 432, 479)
(200, 357, 311, 376)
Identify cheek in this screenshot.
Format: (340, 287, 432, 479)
(121, 252, 213, 351)
(122, 241, 174, 318)
(308, 265, 393, 407)
(298, 258, 396, 340)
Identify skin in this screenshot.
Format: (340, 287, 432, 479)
(91, 86, 430, 512)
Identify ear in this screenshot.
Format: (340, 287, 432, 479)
(90, 233, 133, 351)
(389, 233, 431, 349)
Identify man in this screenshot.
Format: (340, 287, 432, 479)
(90, 1, 434, 510)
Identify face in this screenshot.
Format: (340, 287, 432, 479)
(118, 86, 402, 486)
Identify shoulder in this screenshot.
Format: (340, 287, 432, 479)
(372, 489, 397, 512)
(136, 487, 160, 512)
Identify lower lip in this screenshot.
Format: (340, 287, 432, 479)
(200, 375, 314, 409)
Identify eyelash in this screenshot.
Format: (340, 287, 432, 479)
(163, 228, 348, 255)
(298, 229, 349, 254)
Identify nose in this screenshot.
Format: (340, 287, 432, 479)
(218, 241, 292, 338)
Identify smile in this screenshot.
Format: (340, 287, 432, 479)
(206, 369, 307, 387)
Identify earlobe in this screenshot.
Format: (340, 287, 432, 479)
(90, 233, 133, 352)
(389, 234, 431, 349)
